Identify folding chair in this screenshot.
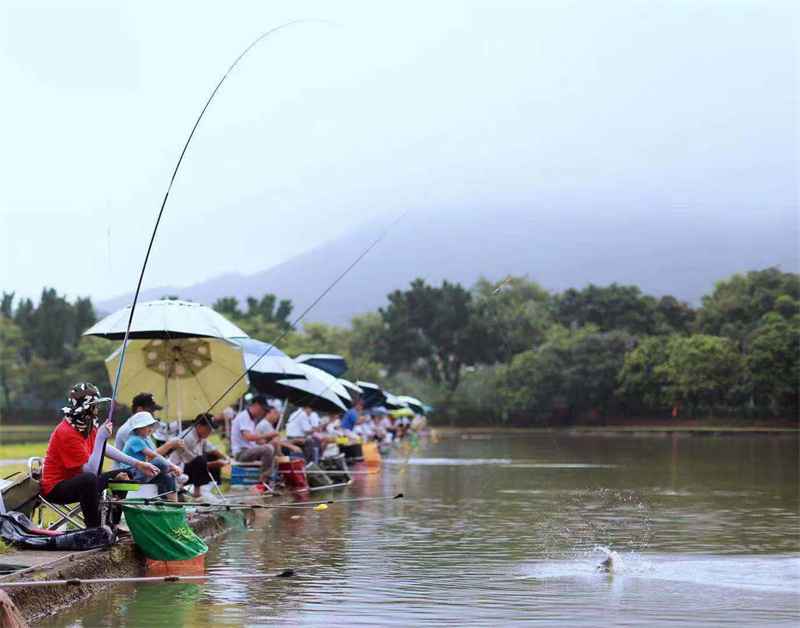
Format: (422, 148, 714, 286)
(27, 457, 86, 531)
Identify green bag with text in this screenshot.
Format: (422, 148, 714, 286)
(123, 505, 207, 561)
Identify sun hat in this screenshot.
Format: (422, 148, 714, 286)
(128, 411, 158, 430)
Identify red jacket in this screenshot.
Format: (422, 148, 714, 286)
(41, 419, 97, 495)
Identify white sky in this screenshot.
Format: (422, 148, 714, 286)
(1, 0, 796, 303)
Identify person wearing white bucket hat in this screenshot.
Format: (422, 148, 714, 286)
(121, 412, 183, 501)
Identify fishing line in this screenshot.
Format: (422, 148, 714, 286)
(97, 19, 337, 476)
(204, 210, 408, 414)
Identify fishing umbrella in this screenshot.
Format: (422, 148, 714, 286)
(295, 354, 348, 378)
(339, 378, 363, 404)
(84, 299, 247, 340)
(233, 338, 307, 393)
(397, 395, 426, 415)
(275, 364, 350, 414)
(355, 381, 387, 408)
(383, 392, 407, 410)
(104, 338, 249, 418)
(389, 407, 414, 418)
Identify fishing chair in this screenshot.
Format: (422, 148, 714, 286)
(27, 457, 86, 531)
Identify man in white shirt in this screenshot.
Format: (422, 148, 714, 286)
(170, 413, 229, 498)
(286, 405, 325, 462)
(256, 404, 302, 456)
(231, 396, 277, 486)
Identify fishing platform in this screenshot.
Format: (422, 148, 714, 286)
(0, 499, 255, 624)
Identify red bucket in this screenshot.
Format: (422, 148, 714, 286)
(278, 458, 308, 492)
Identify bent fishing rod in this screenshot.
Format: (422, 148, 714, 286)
(98, 19, 334, 475)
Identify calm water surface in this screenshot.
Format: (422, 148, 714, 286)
(47, 432, 800, 626)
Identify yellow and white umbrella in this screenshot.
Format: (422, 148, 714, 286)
(105, 337, 248, 419)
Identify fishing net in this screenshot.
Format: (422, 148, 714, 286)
(123, 505, 207, 561)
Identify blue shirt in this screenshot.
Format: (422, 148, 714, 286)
(341, 408, 358, 431)
(122, 434, 155, 465)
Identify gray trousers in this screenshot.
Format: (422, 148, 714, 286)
(235, 444, 275, 476)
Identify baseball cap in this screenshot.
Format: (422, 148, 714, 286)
(250, 394, 270, 408)
(131, 392, 163, 411)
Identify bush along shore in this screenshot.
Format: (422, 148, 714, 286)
(1, 267, 797, 427)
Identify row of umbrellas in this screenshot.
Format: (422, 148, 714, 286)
(84, 299, 427, 419)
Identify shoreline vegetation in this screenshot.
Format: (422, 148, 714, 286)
(1, 267, 798, 428)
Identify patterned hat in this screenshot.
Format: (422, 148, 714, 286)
(62, 382, 111, 430)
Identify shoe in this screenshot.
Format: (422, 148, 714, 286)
(252, 482, 274, 495)
(178, 489, 194, 503)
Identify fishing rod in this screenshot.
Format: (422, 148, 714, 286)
(108, 492, 404, 511)
(97, 19, 334, 476)
(0, 569, 296, 589)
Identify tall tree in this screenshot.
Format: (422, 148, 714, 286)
(747, 313, 799, 417)
(379, 279, 486, 395)
(617, 336, 670, 411)
(0, 316, 27, 412)
(696, 267, 800, 342)
(471, 276, 552, 361)
(552, 283, 660, 335)
(212, 297, 242, 319)
(659, 335, 747, 415)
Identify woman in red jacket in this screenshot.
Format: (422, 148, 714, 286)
(41, 383, 158, 528)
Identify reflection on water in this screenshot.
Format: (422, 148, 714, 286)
(44, 432, 799, 626)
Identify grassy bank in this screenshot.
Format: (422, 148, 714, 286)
(0, 442, 47, 460)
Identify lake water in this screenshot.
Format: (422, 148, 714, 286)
(45, 431, 800, 626)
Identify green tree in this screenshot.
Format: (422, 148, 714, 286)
(212, 297, 242, 319)
(379, 279, 486, 396)
(659, 335, 747, 416)
(617, 336, 670, 411)
(696, 267, 800, 342)
(747, 313, 799, 417)
(245, 294, 293, 330)
(552, 283, 661, 335)
(0, 315, 27, 412)
(63, 337, 115, 397)
(471, 276, 552, 361)
(654, 296, 695, 335)
(496, 326, 632, 422)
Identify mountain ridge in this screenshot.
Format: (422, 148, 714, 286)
(97, 203, 800, 325)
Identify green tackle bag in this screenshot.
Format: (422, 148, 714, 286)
(123, 505, 208, 561)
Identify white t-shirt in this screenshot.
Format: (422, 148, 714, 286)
(231, 409, 258, 456)
(169, 426, 217, 465)
(325, 419, 343, 436)
(255, 418, 277, 437)
(152, 419, 181, 442)
(286, 408, 318, 438)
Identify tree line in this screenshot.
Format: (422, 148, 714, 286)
(1, 267, 797, 425)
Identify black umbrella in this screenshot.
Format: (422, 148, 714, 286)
(356, 381, 387, 408)
(295, 354, 348, 378)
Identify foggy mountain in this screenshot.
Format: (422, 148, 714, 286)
(97, 200, 799, 325)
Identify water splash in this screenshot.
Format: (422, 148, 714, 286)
(594, 545, 625, 574)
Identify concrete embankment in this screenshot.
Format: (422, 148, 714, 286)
(0, 506, 254, 624)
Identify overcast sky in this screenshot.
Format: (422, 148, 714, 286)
(1, 0, 796, 304)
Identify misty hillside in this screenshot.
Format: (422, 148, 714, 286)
(97, 201, 799, 325)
